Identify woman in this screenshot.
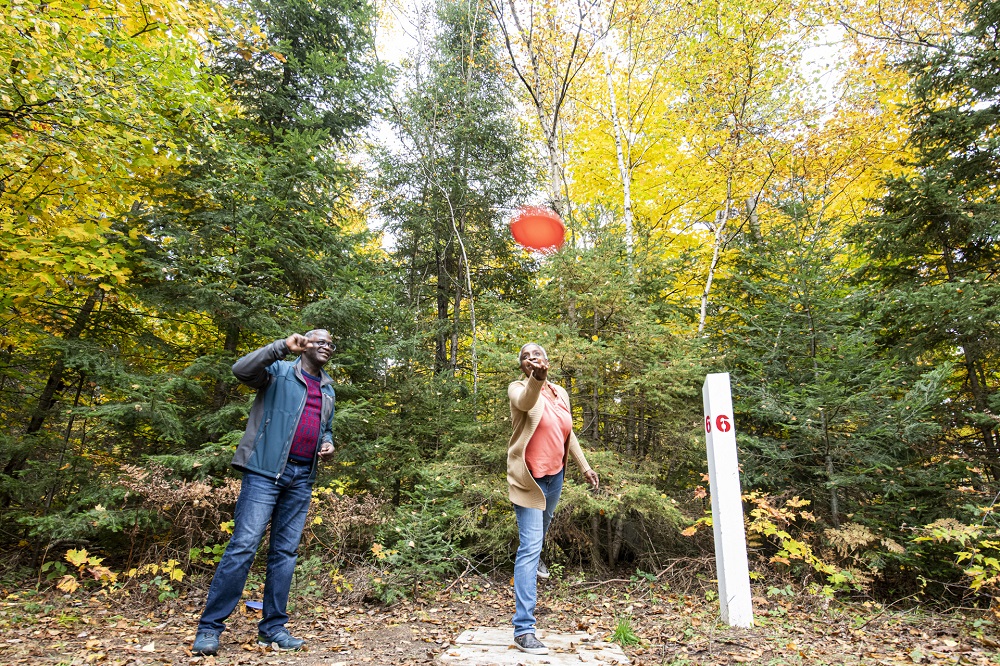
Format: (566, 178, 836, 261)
(507, 342, 599, 655)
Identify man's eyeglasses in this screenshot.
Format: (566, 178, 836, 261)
(312, 340, 336, 350)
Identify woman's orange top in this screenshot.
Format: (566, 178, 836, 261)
(524, 385, 572, 477)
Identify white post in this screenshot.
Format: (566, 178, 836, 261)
(702, 372, 754, 628)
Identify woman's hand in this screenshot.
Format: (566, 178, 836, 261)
(527, 357, 549, 381)
(584, 469, 599, 490)
(519, 344, 549, 381)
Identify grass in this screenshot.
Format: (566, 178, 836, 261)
(611, 613, 641, 647)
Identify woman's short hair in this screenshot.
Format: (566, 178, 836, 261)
(518, 342, 547, 362)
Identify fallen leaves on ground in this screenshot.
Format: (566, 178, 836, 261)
(0, 576, 998, 664)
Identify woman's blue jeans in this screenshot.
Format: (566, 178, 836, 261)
(197, 463, 313, 637)
(512, 468, 564, 637)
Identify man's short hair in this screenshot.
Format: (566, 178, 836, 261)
(305, 329, 331, 340)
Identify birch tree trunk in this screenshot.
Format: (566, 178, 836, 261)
(489, 0, 607, 219)
(698, 178, 732, 334)
(604, 54, 633, 254)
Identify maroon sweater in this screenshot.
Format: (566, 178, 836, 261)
(288, 371, 322, 463)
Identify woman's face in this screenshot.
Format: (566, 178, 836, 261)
(519, 344, 547, 376)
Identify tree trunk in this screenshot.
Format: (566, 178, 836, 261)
(542, 117, 568, 216)
(625, 400, 635, 457)
(698, 184, 732, 334)
(32, 373, 87, 566)
(448, 209, 477, 399)
(961, 343, 1000, 480)
(25, 287, 102, 435)
(435, 246, 449, 373)
(604, 55, 633, 255)
(212, 324, 240, 410)
(590, 514, 602, 566)
(581, 386, 595, 444)
(2, 287, 101, 505)
(805, 299, 840, 526)
(609, 515, 625, 566)
(42, 372, 86, 514)
(746, 194, 762, 241)
(590, 380, 600, 441)
(940, 244, 999, 479)
(825, 452, 840, 528)
(450, 254, 461, 375)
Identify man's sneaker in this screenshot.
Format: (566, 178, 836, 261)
(537, 560, 550, 579)
(514, 633, 549, 655)
(192, 631, 220, 656)
(257, 629, 305, 651)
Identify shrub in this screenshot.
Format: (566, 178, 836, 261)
(369, 477, 466, 603)
(302, 485, 385, 566)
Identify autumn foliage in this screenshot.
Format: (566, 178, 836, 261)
(2, 0, 1000, 623)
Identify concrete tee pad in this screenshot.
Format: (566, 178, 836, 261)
(437, 626, 630, 665)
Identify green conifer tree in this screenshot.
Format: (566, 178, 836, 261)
(142, 0, 386, 441)
(364, 0, 537, 501)
(855, 0, 1000, 482)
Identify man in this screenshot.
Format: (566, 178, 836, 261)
(192, 330, 337, 656)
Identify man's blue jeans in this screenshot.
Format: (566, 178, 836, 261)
(512, 468, 564, 637)
(198, 463, 313, 637)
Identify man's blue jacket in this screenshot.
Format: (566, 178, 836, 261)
(230, 339, 336, 482)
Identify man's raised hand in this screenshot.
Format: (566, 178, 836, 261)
(285, 333, 310, 354)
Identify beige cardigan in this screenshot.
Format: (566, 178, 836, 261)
(506, 375, 593, 509)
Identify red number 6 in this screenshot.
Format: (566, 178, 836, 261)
(716, 414, 731, 432)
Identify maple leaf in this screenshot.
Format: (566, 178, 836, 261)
(56, 575, 80, 593)
(65, 548, 90, 568)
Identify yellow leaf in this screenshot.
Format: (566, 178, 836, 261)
(65, 548, 89, 567)
(57, 575, 80, 593)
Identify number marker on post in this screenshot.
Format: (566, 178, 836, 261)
(702, 372, 754, 628)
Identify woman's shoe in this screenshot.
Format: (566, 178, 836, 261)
(514, 633, 549, 655)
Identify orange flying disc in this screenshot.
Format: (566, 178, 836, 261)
(510, 206, 565, 251)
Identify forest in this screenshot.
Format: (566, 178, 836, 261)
(2, 0, 1000, 644)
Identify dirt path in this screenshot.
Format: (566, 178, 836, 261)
(1, 579, 998, 664)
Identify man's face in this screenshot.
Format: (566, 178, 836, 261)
(304, 331, 334, 366)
